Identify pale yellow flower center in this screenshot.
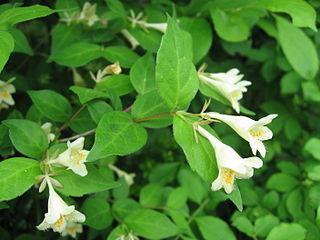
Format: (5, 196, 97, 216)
(231, 91, 241, 100)
(222, 168, 235, 185)
(249, 127, 266, 138)
(74, 151, 85, 164)
(1, 91, 9, 99)
(55, 216, 65, 228)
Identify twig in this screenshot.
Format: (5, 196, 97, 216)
(58, 128, 96, 142)
(133, 112, 175, 123)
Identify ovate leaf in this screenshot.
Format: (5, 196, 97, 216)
(173, 115, 217, 182)
(124, 209, 179, 239)
(0, 158, 41, 201)
(103, 46, 139, 68)
(70, 86, 108, 104)
(266, 223, 306, 240)
(28, 90, 72, 122)
(276, 16, 318, 80)
(54, 165, 120, 196)
(0, 31, 14, 73)
(88, 111, 147, 161)
(3, 119, 48, 159)
(156, 17, 199, 110)
(10, 28, 33, 55)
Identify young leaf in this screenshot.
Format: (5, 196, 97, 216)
(10, 28, 33, 55)
(0, 31, 14, 73)
(3, 119, 48, 159)
(54, 165, 120, 197)
(132, 90, 172, 128)
(276, 16, 318, 80)
(95, 74, 134, 96)
(124, 209, 179, 239)
(139, 183, 165, 207)
(28, 90, 72, 122)
(0, 5, 54, 26)
(130, 53, 156, 94)
(254, 215, 280, 237)
(249, 0, 316, 30)
(156, 17, 199, 110)
(88, 111, 148, 161)
(49, 42, 102, 67)
(81, 196, 113, 230)
(103, 46, 139, 68)
(196, 216, 236, 240)
(173, 115, 217, 183)
(266, 223, 306, 240)
(0, 157, 41, 201)
(107, 0, 126, 18)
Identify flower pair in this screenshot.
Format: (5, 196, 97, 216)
(197, 112, 277, 194)
(37, 176, 84, 238)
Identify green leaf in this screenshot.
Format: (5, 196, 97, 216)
(211, 8, 250, 42)
(286, 189, 304, 219)
(88, 111, 148, 161)
(124, 209, 179, 239)
(95, 74, 134, 96)
(231, 213, 254, 237)
(3, 119, 48, 159)
(132, 90, 172, 128)
(130, 53, 156, 94)
(280, 71, 302, 95)
(254, 215, 280, 237)
(228, 184, 243, 212)
(156, 17, 199, 110)
(304, 138, 320, 160)
(107, 0, 127, 17)
(10, 28, 33, 55)
(0, 5, 54, 26)
(69, 108, 96, 133)
(284, 117, 301, 141)
(262, 191, 280, 210)
(112, 198, 142, 221)
(81, 196, 113, 230)
(28, 90, 72, 122)
(70, 86, 108, 104)
(128, 28, 162, 53)
(275, 16, 318, 80)
(0, 31, 14, 73)
(54, 165, 120, 197)
(249, 0, 316, 30)
(50, 42, 102, 67)
(266, 223, 306, 240)
(266, 173, 299, 192)
(179, 17, 213, 63)
(166, 187, 188, 209)
(103, 46, 139, 68)
(0, 158, 41, 201)
(87, 100, 113, 124)
(173, 115, 217, 182)
(196, 216, 236, 240)
(140, 183, 165, 206)
(177, 167, 207, 204)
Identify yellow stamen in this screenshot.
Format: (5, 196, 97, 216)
(1, 92, 9, 99)
(222, 169, 235, 185)
(55, 216, 65, 228)
(74, 151, 85, 164)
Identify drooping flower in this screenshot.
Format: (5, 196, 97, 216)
(90, 62, 122, 83)
(50, 137, 89, 176)
(37, 176, 85, 233)
(41, 122, 55, 143)
(121, 29, 140, 49)
(0, 79, 16, 106)
(109, 164, 136, 186)
(78, 2, 99, 26)
(198, 68, 251, 113)
(61, 222, 83, 238)
(197, 126, 263, 194)
(203, 112, 277, 157)
(129, 10, 167, 33)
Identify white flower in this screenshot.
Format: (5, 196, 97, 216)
(79, 2, 99, 26)
(129, 10, 167, 33)
(144, 23, 167, 33)
(203, 112, 277, 157)
(41, 122, 55, 143)
(197, 126, 263, 194)
(109, 164, 136, 186)
(0, 79, 16, 106)
(0, 102, 9, 110)
(52, 137, 89, 176)
(37, 177, 85, 233)
(61, 222, 83, 238)
(121, 29, 140, 49)
(198, 69, 251, 113)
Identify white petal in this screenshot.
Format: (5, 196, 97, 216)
(68, 163, 88, 176)
(67, 210, 86, 223)
(70, 137, 85, 152)
(248, 135, 258, 155)
(257, 114, 278, 126)
(223, 181, 234, 194)
(211, 174, 223, 191)
(37, 219, 50, 230)
(242, 157, 263, 168)
(258, 127, 273, 141)
(256, 139, 266, 158)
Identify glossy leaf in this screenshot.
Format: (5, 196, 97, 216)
(0, 31, 14, 73)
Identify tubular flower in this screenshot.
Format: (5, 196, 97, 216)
(51, 137, 89, 176)
(203, 112, 277, 157)
(0, 79, 16, 106)
(109, 164, 136, 186)
(37, 176, 85, 233)
(78, 2, 99, 26)
(197, 126, 263, 194)
(129, 10, 167, 33)
(198, 69, 251, 113)
(41, 122, 55, 143)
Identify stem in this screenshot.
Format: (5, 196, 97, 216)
(133, 112, 175, 123)
(54, 104, 87, 134)
(58, 128, 96, 142)
(188, 199, 209, 224)
(123, 105, 132, 112)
